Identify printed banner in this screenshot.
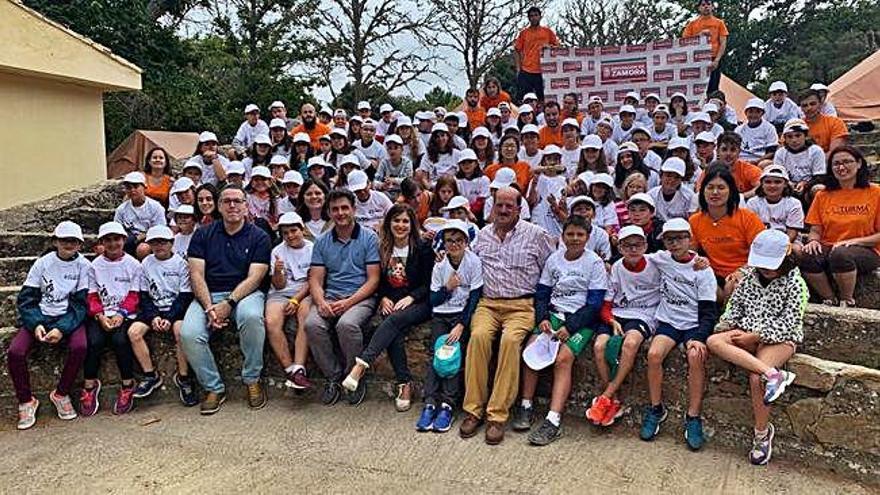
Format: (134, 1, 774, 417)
(541, 35, 713, 113)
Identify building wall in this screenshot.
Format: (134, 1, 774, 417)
(0, 72, 105, 210)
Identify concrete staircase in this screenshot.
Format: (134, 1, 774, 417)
(0, 180, 878, 483)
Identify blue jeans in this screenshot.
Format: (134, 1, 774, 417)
(180, 291, 266, 393)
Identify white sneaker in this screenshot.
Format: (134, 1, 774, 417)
(17, 398, 39, 430)
(50, 390, 78, 420)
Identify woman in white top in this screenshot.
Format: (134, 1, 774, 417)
(417, 123, 460, 188)
(296, 179, 332, 241)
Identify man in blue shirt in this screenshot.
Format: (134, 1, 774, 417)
(180, 185, 271, 415)
(306, 189, 380, 406)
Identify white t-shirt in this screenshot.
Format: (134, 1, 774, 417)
(185, 155, 232, 186)
(606, 256, 661, 329)
(114, 198, 166, 235)
(593, 201, 619, 229)
(649, 123, 677, 144)
(580, 113, 612, 136)
(376, 119, 393, 139)
(586, 225, 612, 261)
(484, 194, 531, 221)
(735, 120, 779, 161)
(529, 174, 567, 237)
(88, 254, 143, 317)
(246, 194, 278, 223)
(141, 254, 191, 312)
(651, 251, 717, 330)
(277, 197, 298, 215)
(649, 185, 696, 221)
(560, 146, 581, 179)
(173, 232, 194, 259)
(269, 240, 313, 298)
(540, 248, 608, 314)
(773, 145, 826, 183)
(355, 190, 393, 231)
(764, 98, 804, 127)
(233, 120, 270, 149)
(401, 139, 425, 165)
(602, 139, 619, 167)
(353, 139, 388, 165)
(612, 122, 635, 144)
(457, 176, 490, 206)
(745, 196, 804, 231)
(430, 250, 484, 314)
(306, 219, 327, 238)
(23, 252, 90, 317)
(418, 149, 461, 184)
(643, 150, 662, 172)
(518, 148, 543, 171)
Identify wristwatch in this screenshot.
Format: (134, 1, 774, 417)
(224, 296, 238, 309)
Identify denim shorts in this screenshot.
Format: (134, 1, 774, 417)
(654, 322, 708, 345)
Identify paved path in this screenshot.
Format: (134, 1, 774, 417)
(0, 396, 871, 494)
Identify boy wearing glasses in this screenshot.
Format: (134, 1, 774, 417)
(640, 218, 717, 450)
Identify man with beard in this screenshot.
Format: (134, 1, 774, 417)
(269, 101, 296, 132)
(514, 7, 559, 102)
(462, 88, 485, 131)
(290, 103, 332, 151)
(538, 101, 563, 147)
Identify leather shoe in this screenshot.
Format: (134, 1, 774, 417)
(458, 413, 483, 438)
(485, 420, 505, 445)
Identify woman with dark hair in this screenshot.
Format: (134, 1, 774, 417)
(416, 124, 460, 188)
(327, 129, 369, 171)
(290, 133, 315, 176)
(394, 117, 424, 165)
(469, 127, 495, 168)
(296, 179, 333, 240)
(398, 178, 432, 225)
(270, 119, 294, 160)
(242, 137, 273, 178)
(484, 134, 532, 192)
(669, 92, 690, 136)
(576, 136, 610, 176)
(342, 204, 435, 412)
(689, 164, 766, 303)
(479, 76, 511, 111)
(799, 145, 880, 307)
(428, 176, 460, 218)
(614, 142, 659, 191)
(194, 183, 220, 226)
(143, 147, 174, 206)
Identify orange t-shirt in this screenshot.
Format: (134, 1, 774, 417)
(484, 161, 533, 193)
(463, 106, 486, 130)
(806, 114, 849, 153)
(694, 160, 762, 194)
(538, 125, 564, 148)
(514, 26, 559, 74)
(563, 111, 585, 126)
(689, 207, 766, 277)
(398, 190, 432, 224)
(144, 174, 172, 206)
(479, 91, 512, 112)
(290, 122, 332, 150)
(682, 16, 729, 58)
(805, 185, 880, 254)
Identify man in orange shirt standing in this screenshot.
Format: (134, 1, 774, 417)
(514, 7, 559, 103)
(289, 103, 332, 151)
(799, 89, 849, 155)
(683, 0, 729, 93)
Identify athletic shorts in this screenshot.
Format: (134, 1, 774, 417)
(532, 313, 594, 358)
(595, 317, 652, 340)
(654, 322, 708, 345)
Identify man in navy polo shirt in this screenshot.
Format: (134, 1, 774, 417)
(306, 189, 380, 406)
(180, 185, 271, 415)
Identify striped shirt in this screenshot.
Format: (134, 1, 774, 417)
(473, 220, 555, 298)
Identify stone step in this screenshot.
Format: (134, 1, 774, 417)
(0, 180, 123, 232)
(66, 207, 117, 233)
(1, 285, 20, 327)
(0, 231, 98, 258)
(0, 256, 37, 286)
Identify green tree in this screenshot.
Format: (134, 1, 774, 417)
(558, 0, 678, 47)
(423, 87, 462, 111)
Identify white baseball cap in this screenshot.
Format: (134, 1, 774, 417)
(625, 91, 640, 102)
(661, 218, 691, 237)
(340, 154, 361, 168)
(319, 134, 332, 142)
(670, 91, 687, 101)
(486, 108, 502, 118)
(282, 170, 304, 185)
(567, 195, 596, 211)
(542, 144, 563, 156)
(145, 225, 174, 242)
(768, 81, 788, 93)
(521, 124, 539, 135)
(745, 98, 765, 111)
(588, 96, 604, 105)
(330, 127, 347, 138)
(293, 132, 311, 144)
(278, 211, 305, 227)
(490, 167, 517, 189)
(590, 173, 614, 188)
(171, 177, 195, 195)
(458, 148, 478, 162)
(627, 192, 656, 209)
(618, 225, 646, 240)
(618, 141, 639, 153)
(653, 104, 671, 117)
(456, 111, 468, 127)
(227, 161, 245, 176)
(357, 101, 371, 110)
(361, 118, 377, 129)
(384, 134, 403, 146)
(98, 221, 127, 239)
(597, 118, 614, 129)
(349, 115, 364, 124)
(471, 127, 491, 140)
(431, 123, 450, 134)
(504, 122, 520, 135)
(577, 171, 594, 185)
(270, 118, 287, 129)
(53, 221, 84, 241)
(748, 229, 790, 270)
(244, 103, 260, 114)
(182, 161, 202, 173)
(254, 134, 272, 146)
(347, 169, 369, 192)
(702, 103, 719, 114)
(644, 93, 661, 103)
(269, 101, 285, 109)
(379, 103, 393, 114)
(434, 106, 448, 116)
(308, 156, 329, 169)
(523, 92, 538, 102)
(810, 83, 829, 92)
(174, 204, 195, 216)
(761, 164, 790, 180)
(519, 104, 534, 114)
(440, 195, 470, 212)
(581, 134, 603, 149)
(415, 111, 434, 122)
(690, 112, 712, 124)
(318, 105, 333, 116)
(334, 108, 347, 117)
(561, 118, 580, 129)
(660, 157, 687, 177)
(122, 171, 146, 185)
(251, 165, 272, 179)
(396, 115, 413, 127)
(783, 118, 809, 135)
(198, 131, 218, 143)
(619, 104, 636, 115)
(668, 137, 690, 151)
(695, 131, 716, 144)
(270, 154, 289, 166)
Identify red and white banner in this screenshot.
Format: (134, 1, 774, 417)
(541, 35, 713, 113)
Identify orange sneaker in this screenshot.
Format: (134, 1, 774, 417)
(601, 398, 623, 426)
(586, 395, 611, 425)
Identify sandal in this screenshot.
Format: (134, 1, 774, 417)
(821, 299, 838, 306)
(395, 382, 412, 412)
(839, 299, 856, 308)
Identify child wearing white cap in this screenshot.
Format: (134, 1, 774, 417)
(516, 216, 608, 445)
(353, 119, 388, 173)
(612, 105, 638, 144)
(527, 147, 568, 237)
(392, 117, 425, 165)
(630, 127, 663, 172)
(707, 229, 805, 466)
(454, 149, 490, 220)
(115, 172, 168, 260)
(232, 105, 270, 153)
(649, 105, 677, 146)
(187, 131, 232, 186)
(764, 82, 805, 130)
(266, 212, 314, 391)
(128, 226, 193, 405)
(648, 158, 697, 221)
(82, 222, 145, 417)
(416, 124, 461, 189)
(168, 177, 197, 220)
(278, 170, 304, 215)
(580, 97, 612, 136)
(588, 173, 621, 232)
(349, 169, 393, 232)
(9, 221, 90, 430)
(245, 166, 280, 234)
(517, 125, 543, 170)
(735, 98, 779, 164)
(745, 166, 804, 247)
(270, 119, 294, 161)
(374, 134, 414, 199)
(483, 167, 531, 223)
(241, 134, 274, 181)
(771, 119, 826, 195)
(172, 205, 197, 258)
(566, 196, 612, 261)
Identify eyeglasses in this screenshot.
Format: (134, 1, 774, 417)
(619, 242, 646, 250)
(663, 234, 690, 242)
(220, 198, 245, 206)
(831, 159, 858, 168)
(444, 237, 466, 246)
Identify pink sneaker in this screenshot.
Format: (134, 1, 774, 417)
(79, 380, 101, 417)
